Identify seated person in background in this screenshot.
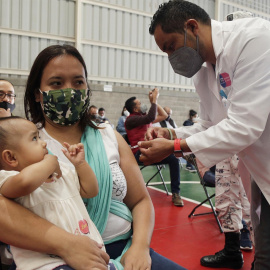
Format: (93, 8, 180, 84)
(125, 89, 184, 207)
(0, 79, 17, 265)
(116, 106, 129, 136)
(88, 105, 100, 124)
(0, 117, 117, 270)
(183, 109, 198, 126)
(182, 109, 198, 173)
(152, 106, 178, 129)
(0, 79, 16, 118)
(98, 107, 110, 124)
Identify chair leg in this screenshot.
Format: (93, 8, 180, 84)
(188, 194, 215, 217)
(142, 165, 169, 196)
(189, 185, 223, 233)
(156, 165, 169, 195)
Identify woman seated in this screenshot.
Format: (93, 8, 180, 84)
(0, 44, 186, 270)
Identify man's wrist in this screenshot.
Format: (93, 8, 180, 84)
(173, 138, 183, 157)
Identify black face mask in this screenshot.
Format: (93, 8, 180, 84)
(0, 101, 16, 112)
(166, 116, 171, 122)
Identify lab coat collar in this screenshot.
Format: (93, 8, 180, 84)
(210, 19, 223, 68)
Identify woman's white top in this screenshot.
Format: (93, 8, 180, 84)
(39, 124, 131, 242)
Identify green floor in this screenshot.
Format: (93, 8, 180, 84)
(140, 164, 215, 206)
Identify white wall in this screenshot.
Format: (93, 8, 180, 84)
(0, 0, 215, 91)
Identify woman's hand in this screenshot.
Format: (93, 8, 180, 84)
(120, 244, 151, 270)
(59, 235, 110, 270)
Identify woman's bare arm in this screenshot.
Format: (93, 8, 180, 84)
(0, 196, 109, 270)
(114, 131, 155, 270)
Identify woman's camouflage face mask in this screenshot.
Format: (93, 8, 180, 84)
(39, 88, 90, 126)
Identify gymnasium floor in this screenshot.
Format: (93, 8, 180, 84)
(141, 162, 254, 270)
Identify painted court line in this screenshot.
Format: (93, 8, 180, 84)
(148, 186, 212, 209)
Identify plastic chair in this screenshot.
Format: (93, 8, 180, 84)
(185, 154, 223, 233)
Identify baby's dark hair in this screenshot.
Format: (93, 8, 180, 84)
(0, 116, 24, 157)
(0, 116, 26, 169)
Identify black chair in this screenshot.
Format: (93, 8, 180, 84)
(139, 163, 169, 195)
(122, 134, 169, 195)
(185, 154, 223, 233)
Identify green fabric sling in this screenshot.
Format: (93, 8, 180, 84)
(81, 126, 133, 270)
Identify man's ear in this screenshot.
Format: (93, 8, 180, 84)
(35, 89, 41, 102)
(186, 19, 199, 35)
(2, 150, 19, 168)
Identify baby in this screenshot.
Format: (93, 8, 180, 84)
(0, 117, 115, 270)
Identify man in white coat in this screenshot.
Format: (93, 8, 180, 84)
(139, 1, 270, 270)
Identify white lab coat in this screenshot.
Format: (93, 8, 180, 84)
(175, 18, 270, 204)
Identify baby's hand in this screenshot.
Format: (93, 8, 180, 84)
(44, 154, 62, 179)
(62, 142, 86, 167)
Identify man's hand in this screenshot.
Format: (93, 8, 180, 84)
(60, 235, 110, 270)
(144, 127, 174, 141)
(0, 108, 11, 117)
(149, 88, 159, 104)
(138, 138, 174, 165)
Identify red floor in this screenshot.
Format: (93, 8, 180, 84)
(149, 188, 254, 270)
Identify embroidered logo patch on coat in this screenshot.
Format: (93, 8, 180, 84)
(219, 73, 232, 88)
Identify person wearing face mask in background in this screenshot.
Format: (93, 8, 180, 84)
(98, 107, 110, 124)
(125, 90, 184, 207)
(183, 109, 197, 127)
(98, 107, 114, 129)
(0, 79, 16, 118)
(89, 105, 101, 124)
(139, 1, 270, 269)
(116, 106, 130, 136)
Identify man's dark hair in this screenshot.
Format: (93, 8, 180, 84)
(125, 97, 137, 114)
(149, 0, 211, 35)
(98, 107, 105, 113)
(90, 105, 97, 110)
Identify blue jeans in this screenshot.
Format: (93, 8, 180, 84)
(203, 171, 215, 187)
(135, 150, 181, 194)
(105, 240, 187, 270)
(10, 262, 116, 270)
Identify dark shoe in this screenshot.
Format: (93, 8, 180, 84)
(240, 228, 253, 250)
(200, 249, 244, 269)
(172, 193, 184, 207)
(201, 232, 244, 269)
